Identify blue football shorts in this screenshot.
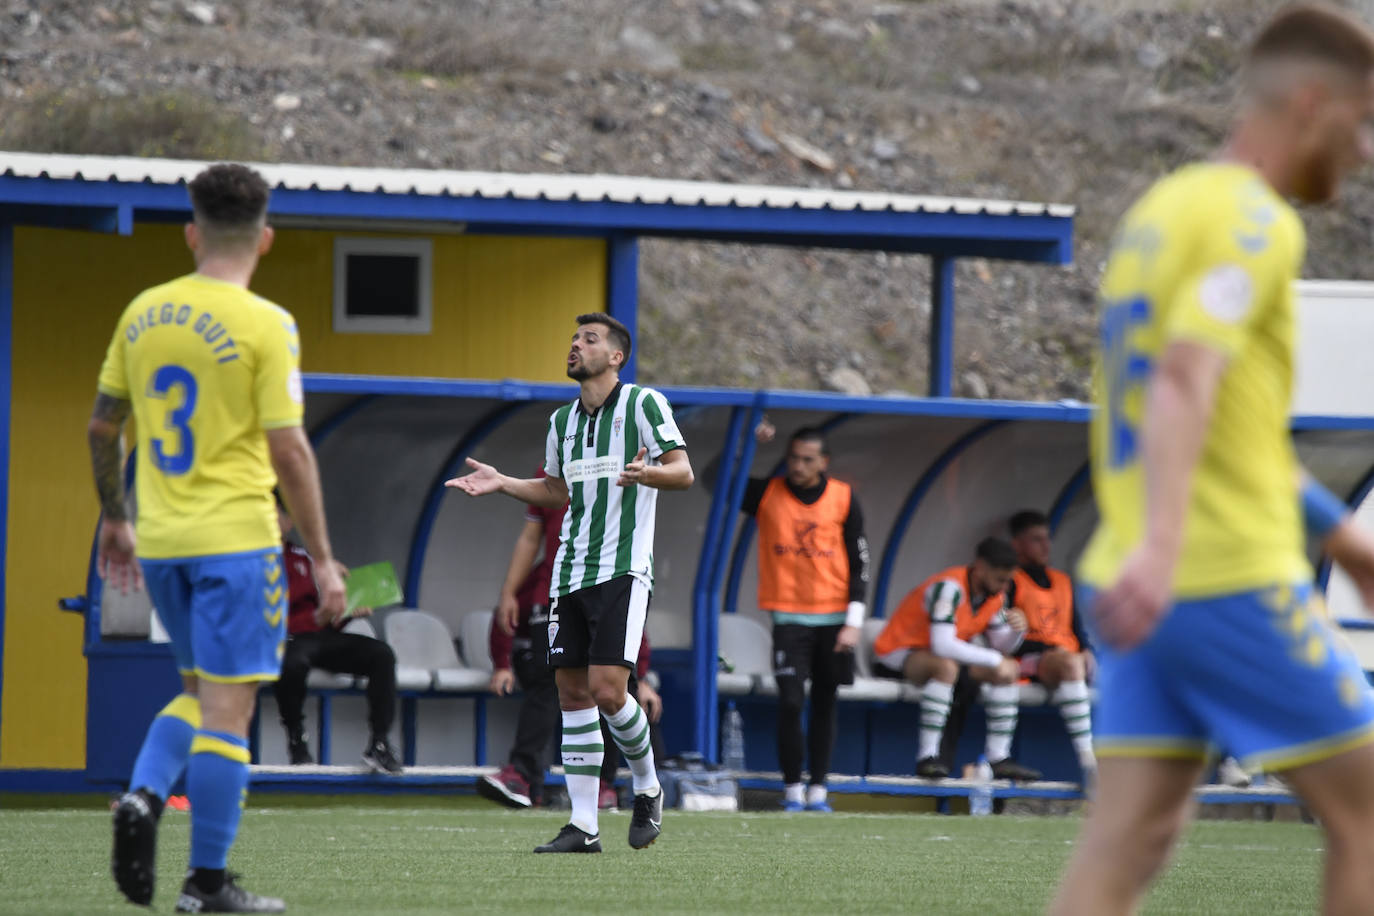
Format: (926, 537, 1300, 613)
(142, 547, 287, 683)
(1083, 581, 1374, 771)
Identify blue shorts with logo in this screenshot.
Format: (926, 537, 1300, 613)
(1084, 582, 1374, 771)
(142, 547, 287, 683)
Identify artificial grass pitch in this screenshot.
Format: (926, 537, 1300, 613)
(0, 795, 1323, 915)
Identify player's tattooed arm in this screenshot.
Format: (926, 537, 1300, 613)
(88, 393, 131, 521)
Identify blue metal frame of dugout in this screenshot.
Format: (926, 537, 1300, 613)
(62, 374, 1374, 785)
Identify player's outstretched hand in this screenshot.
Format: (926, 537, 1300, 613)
(617, 447, 650, 487)
(314, 559, 348, 627)
(97, 519, 143, 594)
(445, 457, 505, 497)
(1093, 547, 1173, 649)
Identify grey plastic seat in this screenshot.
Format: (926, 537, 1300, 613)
(459, 609, 495, 673)
(384, 609, 472, 691)
(717, 613, 773, 696)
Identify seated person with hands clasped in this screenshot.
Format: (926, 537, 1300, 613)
(873, 537, 1041, 781)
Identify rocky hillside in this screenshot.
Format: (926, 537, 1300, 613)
(5, 0, 1374, 399)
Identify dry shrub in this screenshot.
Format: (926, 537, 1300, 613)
(0, 88, 264, 160)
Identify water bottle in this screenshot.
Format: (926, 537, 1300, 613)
(969, 755, 994, 817)
(722, 702, 747, 774)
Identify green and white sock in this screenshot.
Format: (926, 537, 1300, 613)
(1053, 680, 1095, 767)
(561, 707, 604, 835)
(982, 683, 1019, 762)
(918, 681, 954, 761)
(604, 696, 658, 795)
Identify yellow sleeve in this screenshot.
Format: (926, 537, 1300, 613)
(254, 307, 304, 430)
(96, 316, 130, 398)
(1164, 185, 1293, 357)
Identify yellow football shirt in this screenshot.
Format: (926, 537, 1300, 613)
(1078, 162, 1311, 597)
(97, 273, 303, 559)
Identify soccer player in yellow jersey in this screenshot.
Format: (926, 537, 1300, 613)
(1051, 6, 1374, 914)
(90, 164, 345, 914)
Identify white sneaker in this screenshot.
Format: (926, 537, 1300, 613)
(1216, 756, 1252, 788)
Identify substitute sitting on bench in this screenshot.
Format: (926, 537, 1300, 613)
(275, 493, 402, 774)
(873, 537, 1040, 781)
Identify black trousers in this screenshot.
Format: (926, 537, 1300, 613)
(274, 630, 397, 742)
(508, 638, 560, 798)
(772, 622, 855, 787)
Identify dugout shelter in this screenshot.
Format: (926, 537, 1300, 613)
(0, 151, 1368, 794)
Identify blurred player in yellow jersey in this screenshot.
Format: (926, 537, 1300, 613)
(1051, 5, 1374, 915)
(89, 164, 345, 913)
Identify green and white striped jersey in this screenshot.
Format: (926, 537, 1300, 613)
(543, 382, 686, 598)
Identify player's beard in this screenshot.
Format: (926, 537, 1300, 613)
(1294, 148, 1341, 204)
(567, 355, 601, 381)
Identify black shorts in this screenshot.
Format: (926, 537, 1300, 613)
(548, 575, 649, 670)
(771, 622, 855, 688)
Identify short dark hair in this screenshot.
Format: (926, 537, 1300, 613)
(575, 312, 633, 364)
(1009, 510, 1050, 538)
(788, 426, 829, 456)
(1247, 3, 1374, 82)
(187, 163, 270, 246)
(975, 536, 1018, 570)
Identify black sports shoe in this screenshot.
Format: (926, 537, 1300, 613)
(990, 757, 1042, 782)
(287, 737, 313, 766)
(533, 823, 602, 854)
(916, 757, 950, 779)
(362, 739, 402, 775)
(627, 788, 663, 849)
(175, 873, 285, 913)
(112, 789, 160, 905)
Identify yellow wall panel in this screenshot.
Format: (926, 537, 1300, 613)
(253, 231, 605, 381)
(3, 224, 187, 768)
(3, 223, 605, 768)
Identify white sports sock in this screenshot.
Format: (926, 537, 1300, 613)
(561, 707, 604, 835)
(784, 782, 805, 804)
(918, 681, 955, 761)
(806, 784, 827, 806)
(1052, 680, 1095, 766)
(604, 695, 659, 795)
(982, 683, 1020, 762)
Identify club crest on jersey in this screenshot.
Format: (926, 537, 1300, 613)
(613, 416, 624, 437)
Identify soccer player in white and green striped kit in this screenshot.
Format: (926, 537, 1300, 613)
(448, 312, 693, 852)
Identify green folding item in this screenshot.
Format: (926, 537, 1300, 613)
(345, 561, 404, 617)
